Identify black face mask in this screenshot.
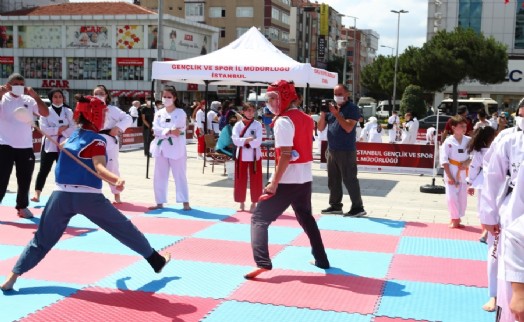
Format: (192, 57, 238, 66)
(229, 121, 237, 126)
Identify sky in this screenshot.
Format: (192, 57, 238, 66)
(69, 0, 428, 57)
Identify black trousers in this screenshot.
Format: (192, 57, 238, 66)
(0, 145, 35, 209)
(250, 181, 329, 269)
(143, 126, 153, 156)
(34, 149, 59, 191)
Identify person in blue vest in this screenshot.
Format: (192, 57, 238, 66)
(1, 95, 170, 292)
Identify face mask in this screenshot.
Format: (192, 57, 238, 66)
(333, 95, 345, 105)
(95, 95, 106, 102)
(267, 101, 280, 115)
(11, 85, 24, 96)
(162, 98, 173, 106)
(53, 104, 63, 108)
(515, 116, 524, 130)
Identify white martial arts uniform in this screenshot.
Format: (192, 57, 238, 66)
(440, 134, 471, 219)
(387, 114, 400, 143)
(150, 107, 189, 204)
(481, 130, 524, 322)
(100, 104, 132, 195)
(206, 109, 220, 134)
(39, 106, 76, 153)
(360, 121, 383, 143)
(401, 118, 419, 144)
(195, 109, 205, 133)
(425, 127, 436, 145)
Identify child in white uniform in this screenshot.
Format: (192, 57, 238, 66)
(466, 125, 497, 312)
(149, 86, 191, 211)
(440, 115, 471, 228)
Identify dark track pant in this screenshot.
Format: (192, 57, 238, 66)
(250, 181, 329, 269)
(0, 145, 35, 210)
(326, 149, 363, 211)
(34, 150, 59, 191)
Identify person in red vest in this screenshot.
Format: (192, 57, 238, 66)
(244, 80, 330, 279)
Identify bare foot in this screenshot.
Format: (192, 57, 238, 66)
(249, 203, 256, 213)
(1, 272, 19, 291)
(239, 202, 245, 211)
(113, 194, 122, 204)
(30, 196, 40, 202)
(157, 253, 172, 273)
(482, 297, 496, 312)
(449, 219, 465, 229)
(148, 204, 164, 210)
(244, 267, 270, 279)
(183, 202, 192, 211)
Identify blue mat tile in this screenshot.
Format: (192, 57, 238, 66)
(0, 244, 24, 261)
(55, 230, 182, 255)
(146, 205, 235, 221)
(0, 277, 81, 322)
(397, 236, 487, 260)
(193, 222, 302, 244)
(202, 300, 372, 322)
(96, 259, 250, 299)
(376, 280, 495, 322)
(0, 192, 49, 208)
(317, 216, 405, 236)
(272, 246, 392, 278)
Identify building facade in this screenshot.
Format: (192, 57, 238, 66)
(0, 2, 218, 108)
(428, 0, 524, 110)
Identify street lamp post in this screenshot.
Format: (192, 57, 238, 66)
(380, 45, 394, 56)
(390, 9, 408, 112)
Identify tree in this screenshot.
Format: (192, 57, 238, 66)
(360, 55, 393, 99)
(415, 28, 507, 114)
(400, 85, 427, 118)
(326, 56, 351, 85)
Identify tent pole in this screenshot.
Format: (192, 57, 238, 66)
(146, 79, 155, 179)
(305, 83, 310, 114)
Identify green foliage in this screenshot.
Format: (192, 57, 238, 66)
(327, 56, 351, 85)
(400, 85, 427, 118)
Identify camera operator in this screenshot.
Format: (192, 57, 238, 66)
(317, 84, 366, 217)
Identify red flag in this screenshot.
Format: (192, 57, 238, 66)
(505, 0, 510, 3)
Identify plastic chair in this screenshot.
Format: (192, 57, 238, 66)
(203, 134, 233, 174)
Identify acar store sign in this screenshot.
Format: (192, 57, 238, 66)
(41, 80, 70, 89)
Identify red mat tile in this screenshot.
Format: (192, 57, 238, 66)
(374, 317, 430, 322)
(165, 237, 285, 266)
(292, 230, 400, 253)
(131, 217, 214, 236)
(0, 221, 92, 246)
(0, 250, 139, 284)
(112, 202, 151, 214)
(229, 269, 383, 314)
(0, 205, 20, 220)
(21, 287, 221, 322)
(387, 254, 487, 287)
(223, 212, 319, 227)
(402, 222, 483, 241)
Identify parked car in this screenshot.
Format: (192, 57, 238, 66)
(417, 115, 452, 131)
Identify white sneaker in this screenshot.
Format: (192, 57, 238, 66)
(17, 208, 34, 219)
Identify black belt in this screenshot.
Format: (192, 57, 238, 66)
(507, 186, 513, 196)
(99, 129, 118, 144)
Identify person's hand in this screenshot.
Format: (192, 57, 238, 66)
(245, 137, 253, 144)
(328, 103, 339, 116)
(57, 125, 68, 135)
(170, 128, 181, 136)
(26, 86, 38, 98)
(510, 283, 524, 322)
(109, 127, 121, 137)
(483, 224, 500, 236)
(114, 178, 125, 192)
(264, 181, 278, 195)
(467, 187, 475, 196)
(0, 84, 9, 96)
(447, 177, 456, 186)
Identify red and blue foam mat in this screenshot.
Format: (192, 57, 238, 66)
(0, 202, 495, 322)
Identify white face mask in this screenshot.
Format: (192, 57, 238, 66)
(162, 98, 174, 106)
(95, 95, 106, 102)
(333, 95, 345, 105)
(53, 104, 63, 108)
(11, 85, 24, 96)
(266, 101, 280, 115)
(515, 116, 524, 130)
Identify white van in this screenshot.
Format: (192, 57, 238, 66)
(437, 98, 498, 115)
(357, 97, 376, 107)
(376, 100, 401, 119)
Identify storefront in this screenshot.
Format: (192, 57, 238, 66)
(0, 3, 219, 108)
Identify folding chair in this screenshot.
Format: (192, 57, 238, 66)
(203, 134, 233, 174)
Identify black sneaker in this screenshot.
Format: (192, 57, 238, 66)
(344, 208, 367, 217)
(321, 206, 343, 214)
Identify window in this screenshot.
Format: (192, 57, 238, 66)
(268, 27, 279, 40)
(186, 3, 204, 16)
(67, 57, 111, 80)
(20, 57, 62, 79)
(237, 27, 250, 38)
(1, 59, 14, 79)
(220, 27, 226, 38)
(272, 7, 280, 20)
(281, 0, 290, 4)
(458, 0, 482, 34)
(281, 31, 289, 42)
(281, 13, 290, 25)
(209, 7, 225, 18)
(236, 7, 253, 17)
(516, 0, 524, 48)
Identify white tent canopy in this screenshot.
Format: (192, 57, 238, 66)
(152, 26, 337, 89)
